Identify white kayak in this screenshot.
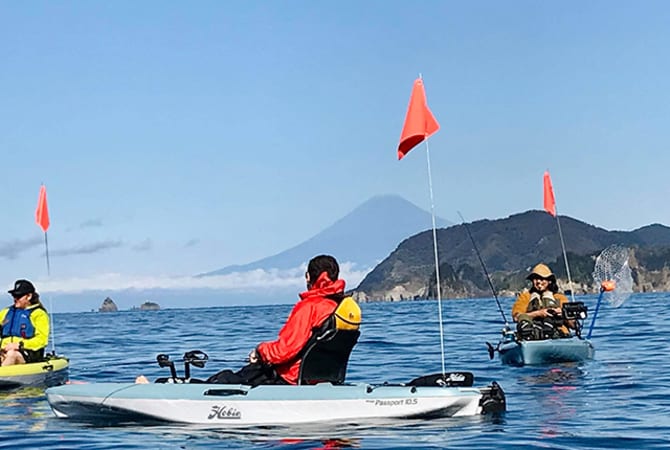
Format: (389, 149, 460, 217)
(46, 378, 505, 425)
(498, 336, 594, 366)
(0, 356, 69, 390)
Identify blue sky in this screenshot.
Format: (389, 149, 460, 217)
(1, 1, 669, 304)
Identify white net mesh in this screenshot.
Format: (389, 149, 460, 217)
(592, 244, 634, 308)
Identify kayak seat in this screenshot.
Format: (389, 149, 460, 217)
(297, 297, 362, 386)
(297, 322, 360, 385)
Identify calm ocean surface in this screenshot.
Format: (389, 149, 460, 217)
(1, 292, 668, 449)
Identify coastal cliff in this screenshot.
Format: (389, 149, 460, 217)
(352, 211, 670, 301)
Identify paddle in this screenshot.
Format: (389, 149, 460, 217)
(587, 245, 633, 339)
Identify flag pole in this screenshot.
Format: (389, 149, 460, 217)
(424, 140, 447, 378)
(397, 76, 446, 378)
(544, 171, 575, 302)
(44, 232, 51, 276)
(36, 184, 56, 354)
(553, 209, 575, 303)
(43, 229, 55, 354)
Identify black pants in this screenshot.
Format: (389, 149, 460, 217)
(517, 319, 568, 340)
(205, 363, 288, 386)
(20, 348, 45, 363)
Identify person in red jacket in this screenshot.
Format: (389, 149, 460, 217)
(137, 254, 347, 385)
(251, 254, 345, 384)
(207, 254, 346, 385)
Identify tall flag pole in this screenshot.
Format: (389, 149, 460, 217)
(35, 184, 56, 353)
(398, 76, 447, 377)
(543, 171, 575, 302)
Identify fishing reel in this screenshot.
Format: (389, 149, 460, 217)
(562, 302, 588, 321)
(562, 302, 588, 337)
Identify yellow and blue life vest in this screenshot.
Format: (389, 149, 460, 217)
(1, 306, 38, 339)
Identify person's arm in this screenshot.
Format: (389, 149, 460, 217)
(511, 292, 530, 321)
(22, 309, 49, 351)
(0, 308, 7, 340)
(256, 302, 315, 366)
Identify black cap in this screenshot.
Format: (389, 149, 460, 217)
(8, 279, 36, 297)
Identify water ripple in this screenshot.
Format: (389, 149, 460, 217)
(1, 293, 669, 448)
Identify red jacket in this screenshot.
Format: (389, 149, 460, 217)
(257, 273, 345, 384)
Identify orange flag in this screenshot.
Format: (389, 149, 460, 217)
(397, 78, 440, 160)
(36, 185, 50, 232)
(543, 171, 556, 217)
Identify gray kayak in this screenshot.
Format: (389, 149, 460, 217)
(498, 336, 595, 366)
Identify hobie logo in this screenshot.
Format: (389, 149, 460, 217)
(444, 373, 466, 383)
(207, 405, 241, 420)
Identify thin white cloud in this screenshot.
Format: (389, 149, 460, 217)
(0, 237, 43, 260)
(184, 238, 200, 248)
(80, 219, 104, 228)
(65, 218, 104, 232)
(37, 262, 371, 294)
(49, 240, 124, 257)
(131, 238, 153, 252)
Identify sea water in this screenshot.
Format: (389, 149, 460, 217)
(1, 292, 668, 449)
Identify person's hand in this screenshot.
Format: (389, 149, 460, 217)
(529, 309, 548, 319)
(248, 349, 259, 364)
(538, 308, 560, 318)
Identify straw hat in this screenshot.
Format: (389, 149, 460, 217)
(527, 263, 555, 280)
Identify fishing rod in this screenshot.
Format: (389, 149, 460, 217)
(457, 212, 509, 327)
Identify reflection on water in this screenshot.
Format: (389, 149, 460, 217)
(0, 386, 45, 400)
(520, 365, 585, 386)
(0, 387, 51, 434)
(515, 365, 589, 441)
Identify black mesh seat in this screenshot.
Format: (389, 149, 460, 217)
(297, 317, 360, 385)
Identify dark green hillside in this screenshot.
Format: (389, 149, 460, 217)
(354, 211, 670, 301)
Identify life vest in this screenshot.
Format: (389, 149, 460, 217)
(528, 292, 560, 312)
(293, 296, 361, 358)
(1, 306, 38, 340)
(333, 296, 361, 331)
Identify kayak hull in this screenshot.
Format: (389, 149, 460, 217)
(499, 337, 594, 366)
(0, 357, 69, 390)
(46, 381, 504, 425)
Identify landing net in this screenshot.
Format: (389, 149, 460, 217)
(592, 244, 633, 308)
